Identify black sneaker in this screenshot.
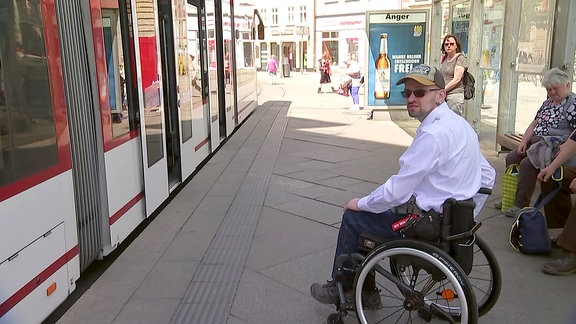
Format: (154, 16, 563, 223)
(345, 289, 382, 310)
(310, 280, 339, 304)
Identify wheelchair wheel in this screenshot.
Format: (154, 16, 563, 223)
(469, 236, 501, 316)
(353, 239, 478, 324)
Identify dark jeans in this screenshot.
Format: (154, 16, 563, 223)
(505, 136, 541, 207)
(332, 209, 405, 286)
(541, 166, 576, 252)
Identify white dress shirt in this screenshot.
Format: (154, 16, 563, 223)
(357, 103, 495, 215)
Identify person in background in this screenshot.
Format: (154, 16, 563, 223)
(266, 54, 278, 85)
(503, 68, 576, 217)
(344, 57, 362, 111)
(537, 130, 576, 276)
(309, 64, 495, 308)
(189, 54, 201, 91)
(439, 34, 466, 115)
(318, 50, 335, 93)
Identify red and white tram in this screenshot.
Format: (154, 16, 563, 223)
(0, 0, 262, 322)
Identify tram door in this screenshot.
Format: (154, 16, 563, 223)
(135, 0, 169, 216)
(157, 0, 182, 190)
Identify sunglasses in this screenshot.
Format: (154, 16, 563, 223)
(401, 88, 441, 98)
(444, 42, 455, 46)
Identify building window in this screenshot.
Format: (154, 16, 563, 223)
(321, 32, 339, 65)
(261, 8, 267, 23)
(287, 6, 294, 25)
(271, 8, 278, 25)
(299, 5, 307, 24)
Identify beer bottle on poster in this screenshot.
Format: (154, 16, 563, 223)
(374, 33, 391, 99)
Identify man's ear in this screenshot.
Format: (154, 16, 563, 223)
(437, 89, 447, 104)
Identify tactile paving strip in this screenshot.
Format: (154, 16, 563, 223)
(172, 101, 290, 323)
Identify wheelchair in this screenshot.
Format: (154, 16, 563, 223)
(327, 191, 501, 324)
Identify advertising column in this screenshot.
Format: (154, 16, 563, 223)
(366, 11, 428, 107)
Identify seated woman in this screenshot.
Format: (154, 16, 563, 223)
(503, 68, 576, 217)
(537, 129, 576, 275)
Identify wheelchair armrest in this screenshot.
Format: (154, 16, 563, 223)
(478, 187, 492, 195)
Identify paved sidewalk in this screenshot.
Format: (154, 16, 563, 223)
(56, 71, 575, 324)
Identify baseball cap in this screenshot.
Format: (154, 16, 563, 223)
(396, 64, 445, 89)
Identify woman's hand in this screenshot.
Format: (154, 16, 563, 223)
(517, 142, 528, 155)
(537, 166, 555, 182)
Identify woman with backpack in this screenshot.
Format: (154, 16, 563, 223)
(439, 34, 466, 115)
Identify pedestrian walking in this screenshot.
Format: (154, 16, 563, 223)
(318, 50, 335, 93)
(266, 55, 278, 85)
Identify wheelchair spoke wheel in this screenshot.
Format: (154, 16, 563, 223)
(468, 236, 501, 316)
(353, 239, 478, 324)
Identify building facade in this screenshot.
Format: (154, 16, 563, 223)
(251, 0, 432, 73)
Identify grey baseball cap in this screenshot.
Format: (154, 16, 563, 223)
(396, 64, 445, 89)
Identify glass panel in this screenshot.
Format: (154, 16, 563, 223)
(516, 73, 546, 132)
(513, 0, 553, 133)
(223, 0, 235, 120)
(101, 8, 134, 139)
(206, 1, 218, 122)
(451, 1, 470, 55)
(517, 0, 552, 74)
(479, 0, 505, 139)
(176, 0, 193, 142)
(0, 0, 58, 186)
(135, 0, 164, 167)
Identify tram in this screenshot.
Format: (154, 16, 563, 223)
(0, 0, 263, 322)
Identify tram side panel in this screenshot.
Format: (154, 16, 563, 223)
(103, 141, 146, 253)
(236, 68, 258, 123)
(0, 0, 80, 322)
(1, 0, 259, 322)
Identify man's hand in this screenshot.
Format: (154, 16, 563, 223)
(344, 198, 361, 212)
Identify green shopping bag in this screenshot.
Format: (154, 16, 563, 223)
(501, 164, 519, 211)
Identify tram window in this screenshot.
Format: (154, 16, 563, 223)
(101, 10, 134, 139)
(0, 0, 58, 187)
(180, 1, 204, 143)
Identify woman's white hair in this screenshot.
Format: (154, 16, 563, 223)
(541, 67, 570, 88)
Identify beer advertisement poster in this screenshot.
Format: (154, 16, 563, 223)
(365, 11, 428, 107)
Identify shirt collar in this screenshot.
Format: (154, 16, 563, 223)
(417, 102, 450, 134)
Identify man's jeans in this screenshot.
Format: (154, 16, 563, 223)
(332, 209, 405, 285)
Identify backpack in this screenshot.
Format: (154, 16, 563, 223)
(462, 67, 475, 100)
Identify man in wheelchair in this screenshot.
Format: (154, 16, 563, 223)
(310, 64, 496, 309)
